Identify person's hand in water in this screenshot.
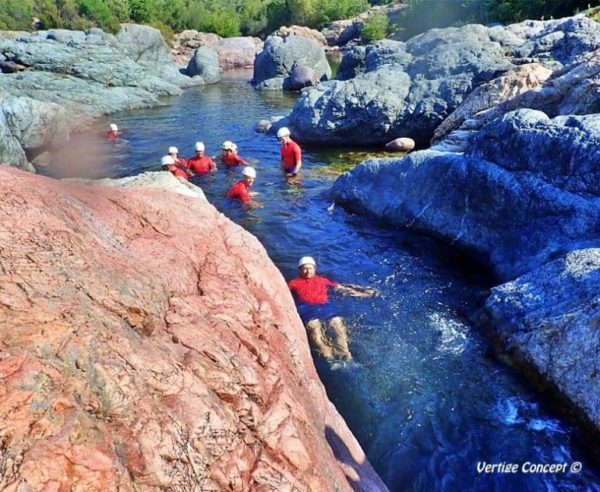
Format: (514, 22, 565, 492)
(336, 283, 379, 298)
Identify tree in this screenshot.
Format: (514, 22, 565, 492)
(0, 0, 35, 30)
(361, 10, 388, 42)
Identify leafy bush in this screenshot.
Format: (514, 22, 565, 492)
(361, 11, 388, 43)
(77, 0, 120, 32)
(0, 0, 35, 30)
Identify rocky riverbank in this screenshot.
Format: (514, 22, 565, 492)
(283, 15, 599, 146)
(0, 167, 387, 491)
(0, 24, 202, 172)
(328, 16, 600, 432)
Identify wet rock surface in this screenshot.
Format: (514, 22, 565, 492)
(330, 105, 600, 430)
(485, 248, 600, 430)
(0, 167, 387, 492)
(331, 109, 600, 280)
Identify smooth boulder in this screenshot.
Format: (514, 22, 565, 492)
(252, 35, 331, 91)
(186, 46, 221, 83)
(286, 63, 319, 91)
(385, 137, 415, 152)
(486, 248, 600, 430)
(331, 110, 600, 281)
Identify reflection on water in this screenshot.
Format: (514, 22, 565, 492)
(40, 76, 600, 491)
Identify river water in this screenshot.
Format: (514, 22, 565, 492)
(45, 75, 600, 491)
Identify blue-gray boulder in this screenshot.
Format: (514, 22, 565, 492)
(285, 63, 319, 91)
(289, 25, 512, 145)
(286, 16, 600, 146)
(467, 109, 600, 195)
(186, 46, 221, 83)
(486, 248, 600, 430)
(330, 110, 600, 281)
(252, 35, 331, 91)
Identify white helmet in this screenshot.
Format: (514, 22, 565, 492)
(221, 140, 234, 150)
(109, 123, 118, 132)
(298, 256, 316, 268)
(168, 146, 178, 154)
(194, 141, 205, 152)
(241, 166, 256, 178)
(277, 127, 291, 138)
(161, 155, 175, 166)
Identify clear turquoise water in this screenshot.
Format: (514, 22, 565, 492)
(43, 75, 600, 491)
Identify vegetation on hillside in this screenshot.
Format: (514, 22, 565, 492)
(0, 0, 595, 39)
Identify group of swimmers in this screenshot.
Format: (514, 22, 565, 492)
(107, 122, 376, 365)
(154, 127, 301, 205)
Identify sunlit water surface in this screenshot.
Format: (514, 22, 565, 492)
(43, 75, 600, 491)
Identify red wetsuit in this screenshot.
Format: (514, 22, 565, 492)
(107, 131, 119, 141)
(169, 167, 189, 180)
(226, 179, 251, 203)
(221, 152, 247, 168)
(174, 157, 188, 169)
(281, 139, 301, 172)
(288, 275, 338, 305)
(188, 155, 215, 174)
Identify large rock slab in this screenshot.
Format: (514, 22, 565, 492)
(286, 16, 600, 146)
(431, 63, 553, 151)
(252, 35, 331, 91)
(468, 109, 600, 195)
(0, 25, 201, 171)
(331, 110, 600, 281)
(0, 167, 387, 492)
(1, 96, 69, 151)
(485, 248, 600, 430)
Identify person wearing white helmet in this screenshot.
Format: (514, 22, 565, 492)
(225, 166, 258, 204)
(187, 141, 216, 175)
(168, 145, 191, 175)
(107, 123, 119, 141)
(288, 256, 377, 362)
(277, 126, 302, 177)
(161, 155, 188, 181)
(220, 140, 248, 169)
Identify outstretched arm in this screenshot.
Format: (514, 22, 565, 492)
(335, 283, 378, 298)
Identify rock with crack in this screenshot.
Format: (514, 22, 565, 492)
(0, 168, 387, 492)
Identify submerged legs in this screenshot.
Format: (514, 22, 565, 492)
(306, 316, 352, 361)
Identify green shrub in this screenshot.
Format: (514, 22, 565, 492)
(77, 0, 120, 32)
(0, 0, 35, 30)
(150, 20, 174, 44)
(361, 11, 388, 43)
(317, 0, 369, 26)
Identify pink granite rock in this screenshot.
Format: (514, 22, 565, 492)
(385, 137, 415, 152)
(172, 31, 263, 71)
(211, 37, 263, 71)
(272, 25, 328, 47)
(0, 168, 387, 492)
